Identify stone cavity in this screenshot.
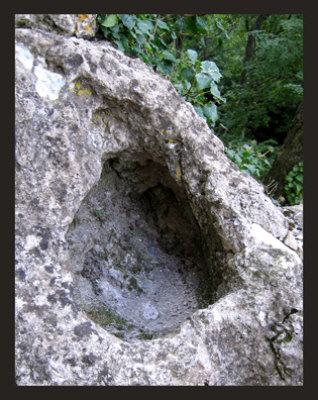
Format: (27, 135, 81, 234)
(15, 17, 303, 386)
(66, 153, 225, 341)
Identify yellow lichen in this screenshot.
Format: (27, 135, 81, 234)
(84, 24, 93, 33)
(77, 14, 89, 22)
(168, 139, 174, 143)
(72, 82, 91, 96)
(78, 88, 91, 96)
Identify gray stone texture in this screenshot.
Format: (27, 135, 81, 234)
(15, 15, 303, 385)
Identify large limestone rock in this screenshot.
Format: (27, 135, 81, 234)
(15, 16, 303, 386)
(15, 14, 98, 38)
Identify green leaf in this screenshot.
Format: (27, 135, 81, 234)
(226, 149, 235, 158)
(118, 33, 129, 47)
(196, 16, 207, 31)
(137, 19, 154, 35)
(111, 25, 120, 40)
(144, 42, 153, 55)
(210, 81, 221, 99)
(102, 14, 118, 28)
(135, 33, 147, 45)
(170, 31, 177, 40)
(173, 82, 183, 92)
(186, 49, 198, 64)
(180, 67, 195, 81)
(129, 27, 137, 39)
(156, 61, 173, 75)
(185, 16, 198, 34)
(153, 36, 167, 49)
(247, 164, 258, 175)
(183, 80, 191, 91)
(295, 175, 303, 182)
(120, 14, 135, 30)
(162, 50, 177, 63)
(156, 19, 169, 30)
(193, 105, 204, 118)
(114, 40, 125, 52)
(203, 102, 218, 124)
(216, 20, 225, 32)
(195, 72, 212, 90)
(141, 53, 151, 65)
(200, 61, 222, 82)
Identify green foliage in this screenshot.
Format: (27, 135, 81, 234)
(171, 49, 225, 127)
(214, 14, 303, 142)
(96, 14, 225, 128)
(221, 133, 280, 181)
(284, 161, 303, 205)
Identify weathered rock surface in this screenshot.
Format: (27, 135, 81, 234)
(15, 14, 97, 38)
(15, 16, 303, 386)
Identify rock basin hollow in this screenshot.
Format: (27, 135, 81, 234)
(15, 21, 303, 384)
(66, 153, 219, 341)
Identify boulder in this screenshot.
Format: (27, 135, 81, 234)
(15, 16, 303, 385)
(15, 14, 97, 38)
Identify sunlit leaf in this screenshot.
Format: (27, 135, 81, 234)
(102, 14, 118, 28)
(203, 102, 218, 124)
(210, 81, 221, 99)
(196, 72, 212, 90)
(186, 49, 198, 64)
(201, 61, 222, 82)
